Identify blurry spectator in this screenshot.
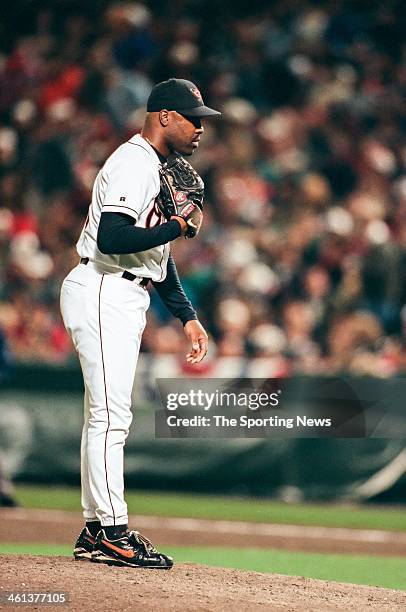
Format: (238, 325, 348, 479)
(327, 311, 384, 373)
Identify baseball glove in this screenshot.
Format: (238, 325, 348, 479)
(157, 156, 204, 239)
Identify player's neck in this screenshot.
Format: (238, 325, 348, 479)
(141, 131, 169, 160)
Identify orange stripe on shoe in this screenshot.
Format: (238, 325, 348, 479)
(102, 540, 135, 558)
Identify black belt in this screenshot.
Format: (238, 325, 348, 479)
(80, 258, 149, 287)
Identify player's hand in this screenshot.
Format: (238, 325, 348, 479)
(184, 320, 208, 363)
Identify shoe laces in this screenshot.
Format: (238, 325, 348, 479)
(127, 530, 158, 555)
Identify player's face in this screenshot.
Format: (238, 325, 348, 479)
(167, 112, 204, 156)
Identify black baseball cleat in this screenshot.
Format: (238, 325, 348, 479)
(91, 529, 173, 569)
(73, 527, 97, 561)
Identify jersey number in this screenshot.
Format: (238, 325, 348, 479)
(146, 200, 165, 228)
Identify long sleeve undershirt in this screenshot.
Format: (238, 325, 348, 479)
(97, 212, 197, 325)
(152, 254, 197, 325)
(97, 211, 182, 254)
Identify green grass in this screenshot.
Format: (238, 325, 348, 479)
(16, 485, 406, 531)
(1, 543, 405, 591)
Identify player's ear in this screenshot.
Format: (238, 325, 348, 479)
(159, 109, 169, 127)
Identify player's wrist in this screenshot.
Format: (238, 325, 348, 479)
(170, 215, 188, 235)
(182, 314, 198, 326)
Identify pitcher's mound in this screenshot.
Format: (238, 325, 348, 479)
(1, 555, 405, 611)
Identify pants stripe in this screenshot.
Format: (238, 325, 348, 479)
(98, 275, 116, 524)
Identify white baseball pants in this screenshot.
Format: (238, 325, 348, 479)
(60, 262, 149, 526)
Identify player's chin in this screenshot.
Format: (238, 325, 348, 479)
(179, 143, 197, 156)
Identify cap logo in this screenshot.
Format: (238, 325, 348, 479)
(175, 191, 187, 204)
(190, 87, 202, 102)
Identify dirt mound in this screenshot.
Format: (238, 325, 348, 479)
(1, 555, 405, 611)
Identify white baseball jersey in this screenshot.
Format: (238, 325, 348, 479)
(77, 134, 169, 282)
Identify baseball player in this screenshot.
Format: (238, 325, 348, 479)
(60, 78, 220, 568)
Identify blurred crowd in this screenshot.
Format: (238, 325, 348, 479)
(0, 0, 405, 375)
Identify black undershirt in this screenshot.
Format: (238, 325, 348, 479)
(97, 212, 182, 254)
(97, 212, 197, 326)
(153, 253, 198, 326)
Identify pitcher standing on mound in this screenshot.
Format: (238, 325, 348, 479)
(60, 78, 221, 568)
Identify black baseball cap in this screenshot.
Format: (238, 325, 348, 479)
(147, 78, 221, 117)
